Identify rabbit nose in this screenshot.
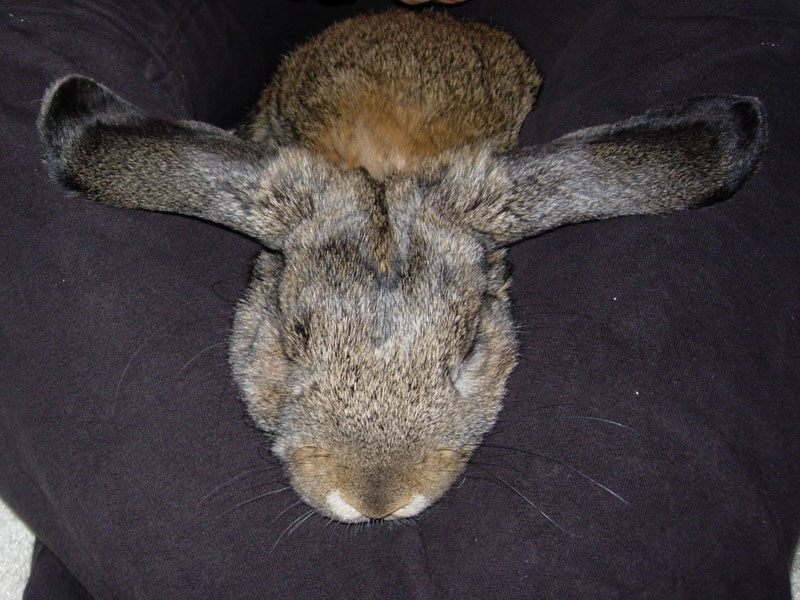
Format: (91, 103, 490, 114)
(325, 489, 427, 522)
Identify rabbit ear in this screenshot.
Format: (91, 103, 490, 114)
(38, 75, 330, 248)
(438, 95, 766, 246)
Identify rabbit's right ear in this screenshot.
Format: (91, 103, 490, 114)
(435, 95, 766, 246)
(38, 76, 333, 248)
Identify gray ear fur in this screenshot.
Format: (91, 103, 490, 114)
(436, 95, 767, 246)
(37, 75, 335, 248)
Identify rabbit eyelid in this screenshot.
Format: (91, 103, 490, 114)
(279, 310, 313, 363)
(448, 314, 483, 394)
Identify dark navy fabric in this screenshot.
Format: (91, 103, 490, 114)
(1, 1, 798, 598)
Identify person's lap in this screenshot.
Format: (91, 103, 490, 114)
(1, 1, 798, 598)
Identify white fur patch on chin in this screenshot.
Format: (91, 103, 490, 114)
(325, 491, 430, 522)
(388, 494, 428, 519)
(326, 489, 368, 523)
(271, 438, 288, 460)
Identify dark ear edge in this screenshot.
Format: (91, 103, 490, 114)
(36, 75, 344, 249)
(38, 75, 145, 188)
(558, 94, 768, 202)
(701, 94, 767, 200)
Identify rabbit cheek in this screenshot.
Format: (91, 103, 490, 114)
(282, 451, 399, 523)
(229, 323, 291, 431)
(228, 254, 296, 431)
(282, 446, 353, 520)
(412, 448, 472, 509)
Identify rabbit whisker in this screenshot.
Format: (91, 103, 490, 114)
(238, 478, 288, 497)
(114, 339, 148, 400)
(171, 313, 233, 334)
(178, 341, 228, 376)
(466, 459, 528, 477)
(480, 444, 629, 505)
(256, 443, 281, 465)
(531, 403, 599, 412)
(322, 516, 337, 532)
(389, 516, 420, 529)
(543, 415, 634, 430)
(472, 464, 572, 535)
(220, 487, 293, 517)
(268, 499, 305, 527)
(486, 404, 604, 435)
(271, 508, 317, 554)
(200, 465, 283, 504)
(457, 471, 506, 487)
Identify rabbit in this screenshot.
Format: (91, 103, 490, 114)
(37, 9, 766, 523)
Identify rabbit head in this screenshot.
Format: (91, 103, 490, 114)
(228, 172, 518, 520)
(37, 14, 765, 523)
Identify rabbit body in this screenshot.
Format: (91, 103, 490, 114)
(229, 10, 536, 521)
(38, 10, 766, 522)
(238, 10, 541, 179)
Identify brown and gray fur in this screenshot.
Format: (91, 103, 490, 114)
(37, 10, 765, 522)
(238, 10, 541, 180)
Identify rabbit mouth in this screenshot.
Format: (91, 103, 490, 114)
(282, 444, 471, 522)
(325, 489, 429, 522)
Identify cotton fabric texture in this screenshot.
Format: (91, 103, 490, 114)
(1, 0, 798, 598)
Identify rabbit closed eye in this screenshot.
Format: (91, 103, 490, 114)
(38, 10, 765, 522)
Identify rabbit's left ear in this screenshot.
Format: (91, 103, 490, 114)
(38, 76, 335, 249)
(435, 95, 766, 246)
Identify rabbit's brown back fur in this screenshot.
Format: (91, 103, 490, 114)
(238, 10, 541, 179)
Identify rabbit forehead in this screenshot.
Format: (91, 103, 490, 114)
(282, 244, 487, 370)
(263, 180, 502, 450)
(278, 183, 489, 330)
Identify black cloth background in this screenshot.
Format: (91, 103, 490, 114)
(1, 0, 798, 598)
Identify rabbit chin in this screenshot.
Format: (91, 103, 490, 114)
(274, 441, 469, 522)
(325, 489, 429, 523)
